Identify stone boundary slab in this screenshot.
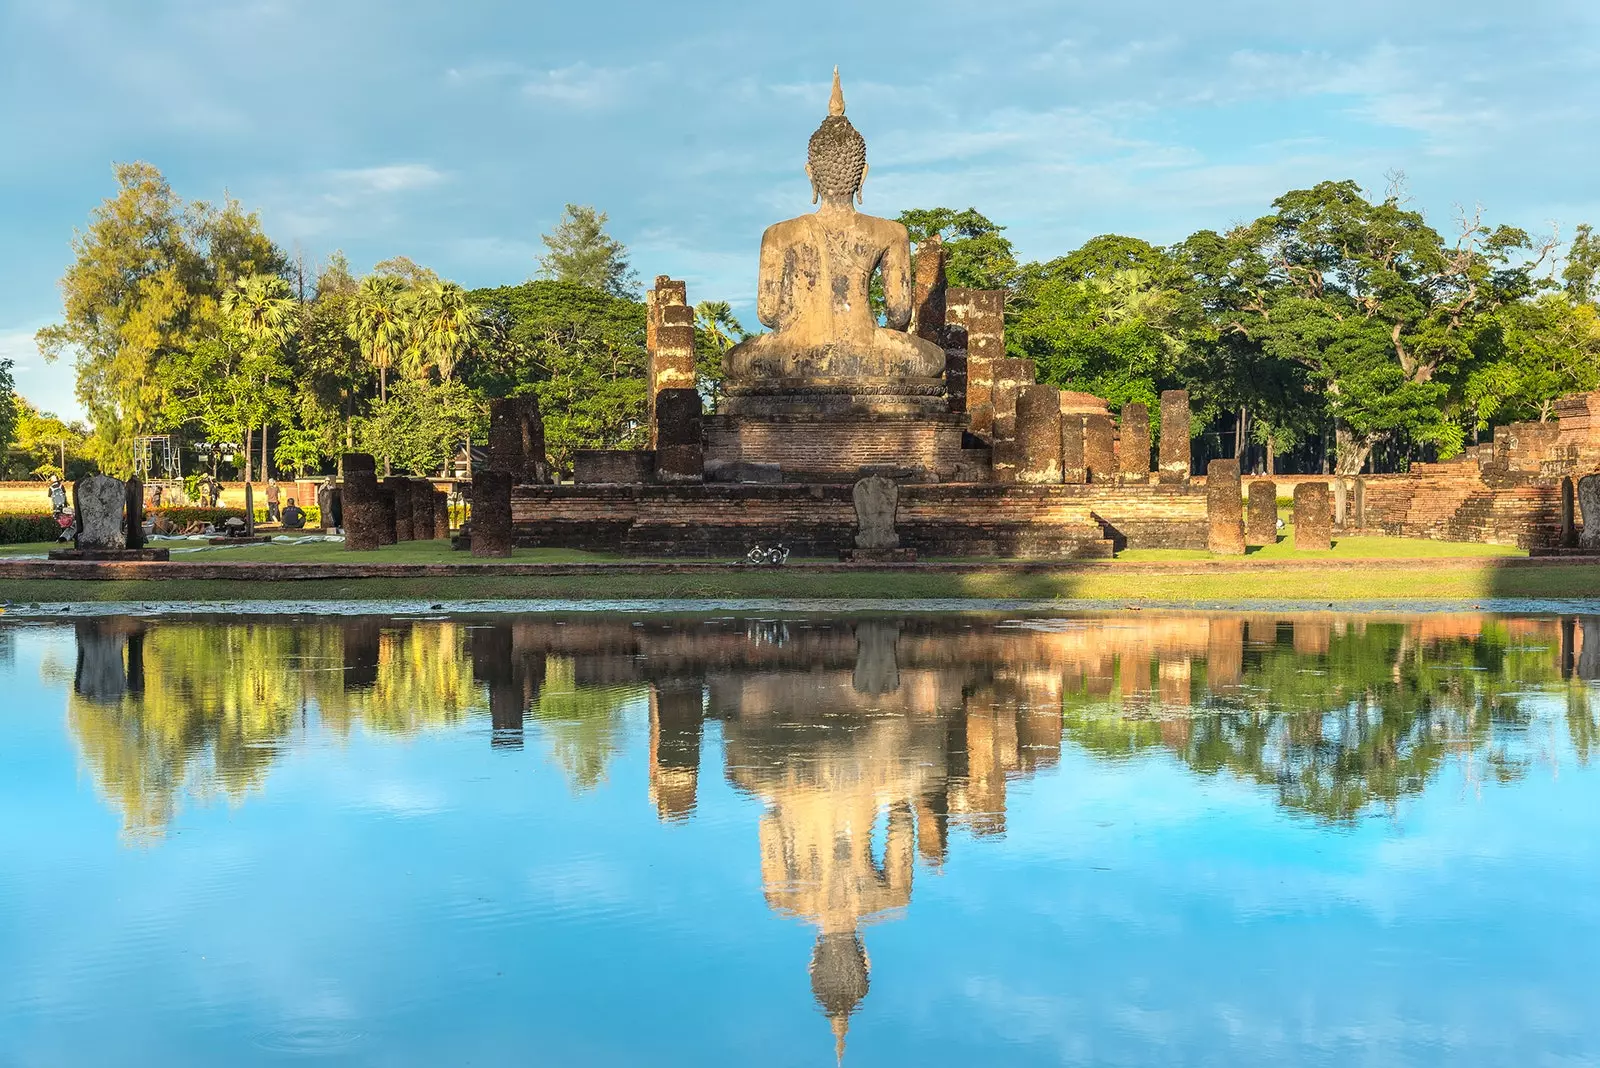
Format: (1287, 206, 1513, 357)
(0, 555, 1572, 582)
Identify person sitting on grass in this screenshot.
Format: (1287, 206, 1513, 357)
(280, 498, 306, 530)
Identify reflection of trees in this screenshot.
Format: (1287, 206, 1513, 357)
(530, 656, 642, 792)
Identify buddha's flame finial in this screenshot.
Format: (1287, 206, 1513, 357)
(828, 66, 845, 117)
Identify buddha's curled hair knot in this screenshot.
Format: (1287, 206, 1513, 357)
(807, 116, 867, 200)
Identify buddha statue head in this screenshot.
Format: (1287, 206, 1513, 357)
(807, 68, 867, 206)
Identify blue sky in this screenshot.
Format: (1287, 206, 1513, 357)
(4, 0, 1600, 418)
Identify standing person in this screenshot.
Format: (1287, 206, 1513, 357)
(48, 475, 73, 542)
(265, 478, 281, 523)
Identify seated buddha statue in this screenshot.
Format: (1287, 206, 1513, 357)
(723, 70, 947, 398)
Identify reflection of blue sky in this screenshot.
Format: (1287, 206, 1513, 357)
(2, 627, 1599, 1065)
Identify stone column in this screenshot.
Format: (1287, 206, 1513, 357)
(1579, 474, 1600, 551)
(376, 481, 397, 546)
(654, 388, 704, 483)
(990, 357, 1035, 440)
(941, 324, 968, 414)
(1293, 482, 1333, 550)
(471, 470, 514, 558)
(487, 397, 524, 476)
(341, 453, 382, 551)
(1246, 480, 1277, 547)
(244, 482, 255, 536)
(410, 479, 436, 540)
(121, 477, 144, 550)
(911, 234, 946, 344)
(1015, 384, 1062, 483)
(1158, 390, 1191, 484)
(946, 289, 1004, 437)
(653, 304, 697, 448)
(646, 277, 688, 443)
(1332, 477, 1349, 527)
(1083, 414, 1116, 483)
(990, 440, 1019, 483)
(434, 489, 451, 540)
(1061, 414, 1087, 485)
(1562, 476, 1578, 548)
(1206, 460, 1246, 555)
(386, 477, 414, 541)
(1118, 403, 1150, 483)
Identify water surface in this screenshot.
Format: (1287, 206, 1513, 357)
(2, 610, 1598, 1066)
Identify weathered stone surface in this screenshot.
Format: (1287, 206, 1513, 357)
(1158, 390, 1191, 484)
(375, 481, 397, 546)
(1294, 482, 1333, 550)
(244, 482, 255, 536)
(434, 489, 451, 540)
(1118, 403, 1150, 482)
(125, 477, 145, 550)
(1061, 415, 1087, 485)
(1579, 474, 1600, 550)
(387, 477, 414, 541)
(940, 324, 967, 414)
(487, 396, 549, 483)
(410, 479, 436, 540)
(654, 388, 704, 483)
(704, 460, 784, 484)
(1015, 384, 1062, 483)
(74, 475, 126, 550)
(1563, 476, 1578, 548)
(911, 234, 947, 343)
(575, 449, 655, 484)
(316, 481, 335, 531)
(1083, 414, 1116, 483)
(471, 470, 514, 558)
(852, 475, 900, 550)
(1332, 477, 1349, 527)
(990, 440, 1020, 483)
(720, 72, 946, 421)
(990, 357, 1035, 440)
(341, 453, 382, 551)
(1206, 459, 1246, 555)
(1246, 480, 1277, 547)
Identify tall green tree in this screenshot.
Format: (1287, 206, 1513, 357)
(897, 207, 1018, 291)
(405, 281, 482, 382)
(693, 300, 746, 412)
(349, 274, 408, 404)
(537, 205, 638, 297)
(221, 274, 295, 480)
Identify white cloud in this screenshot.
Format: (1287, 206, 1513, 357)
(325, 164, 447, 196)
(520, 63, 654, 109)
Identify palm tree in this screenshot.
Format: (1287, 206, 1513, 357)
(222, 274, 295, 482)
(405, 281, 482, 382)
(693, 300, 746, 412)
(349, 275, 408, 404)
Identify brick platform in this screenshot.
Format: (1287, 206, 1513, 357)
(704, 412, 968, 483)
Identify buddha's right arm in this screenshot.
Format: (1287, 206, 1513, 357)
(756, 231, 782, 328)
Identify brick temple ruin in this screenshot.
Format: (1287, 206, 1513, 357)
(469, 71, 1600, 559)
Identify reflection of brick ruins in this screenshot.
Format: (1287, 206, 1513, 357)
(489, 69, 1600, 557)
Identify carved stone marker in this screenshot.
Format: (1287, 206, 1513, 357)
(1061, 415, 1086, 485)
(75, 475, 126, 550)
(853, 475, 900, 550)
(341, 453, 382, 551)
(1294, 482, 1333, 550)
(410, 479, 436, 540)
(1206, 460, 1246, 555)
(1579, 474, 1600, 551)
(654, 388, 705, 483)
(1118, 403, 1150, 482)
(471, 470, 514, 558)
(1246, 480, 1277, 547)
(1158, 390, 1191, 484)
(386, 477, 414, 541)
(1015, 384, 1062, 483)
(1083, 414, 1116, 483)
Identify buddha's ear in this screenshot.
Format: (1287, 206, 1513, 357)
(806, 162, 818, 205)
(857, 163, 868, 205)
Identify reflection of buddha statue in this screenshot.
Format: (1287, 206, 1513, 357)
(724, 70, 946, 405)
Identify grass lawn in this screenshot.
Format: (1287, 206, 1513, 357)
(1120, 528, 1524, 562)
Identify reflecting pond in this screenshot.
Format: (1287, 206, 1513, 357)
(2, 610, 1600, 1065)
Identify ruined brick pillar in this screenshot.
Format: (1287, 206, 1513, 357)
(386, 477, 414, 541)
(1206, 459, 1246, 555)
(942, 324, 968, 414)
(991, 440, 1019, 483)
(487, 396, 548, 484)
(1061, 414, 1087, 484)
(375, 480, 397, 546)
(1293, 482, 1332, 550)
(1246, 480, 1277, 547)
(654, 388, 704, 483)
(1015, 384, 1063, 483)
(990, 357, 1035, 440)
(1562, 476, 1578, 548)
(1083, 414, 1116, 483)
(471, 470, 514, 558)
(1159, 389, 1191, 484)
(646, 277, 690, 445)
(946, 289, 1004, 437)
(410, 478, 436, 540)
(911, 235, 946, 344)
(1118, 402, 1150, 483)
(434, 489, 451, 540)
(341, 453, 382, 551)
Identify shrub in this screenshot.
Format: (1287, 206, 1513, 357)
(0, 513, 63, 544)
(151, 506, 246, 529)
(252, 506, 322, 526)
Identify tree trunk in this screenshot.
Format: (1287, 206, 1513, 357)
(1266, 435, 1276, 476)
(261, 418, 269, 481)
(243, 428, 253, 484)
(1234, 406, 1248, 461)
(1334, 422, 1374, 476)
